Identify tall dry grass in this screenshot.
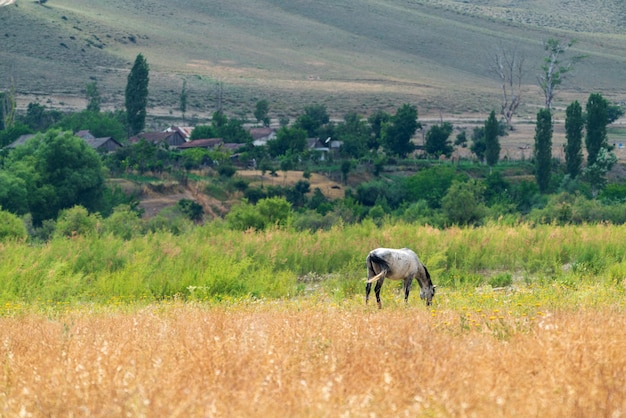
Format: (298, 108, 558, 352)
(2, 303, 625, 417)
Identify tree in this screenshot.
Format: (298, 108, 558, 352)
(85, 81, 101, 113)
(190, 124, 217, 140)
(534, 108, 553, 193)
(424, 122, 453, 158)
(179, 80, 188, 121)
(381, 104, 420, 158)
(442, 180, 485, 225)
(267, 126, 307, 157)
(583, 147, 617, 198)
(125, 53, 150, 135)
(564, 100, 584, 179)
(254, 99, 270, 127)
(0, 208, 27, 242)
(537, 38, 582, 109)
(484, 111, 501, 166)
(336, 112, 371, 159)
(585, 93, 609, 166)
(470, 126, 486, 162)
(294, 104, 329, 137)
(488, 43, 525, 129)
(55, 110, 126, 142)
(367, 110, 391, 151)
(21, 102, 63, 132)
(5, 129, 106, 225)
(1, 89, 17, 131)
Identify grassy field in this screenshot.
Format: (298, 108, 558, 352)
(2, 302, 625, 417)
(1, 222, 626, 416)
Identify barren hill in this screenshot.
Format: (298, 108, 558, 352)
(2, 0, 626, 122)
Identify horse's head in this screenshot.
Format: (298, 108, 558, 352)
(420, 285, 436, 306)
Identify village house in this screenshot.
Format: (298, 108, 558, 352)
(128, 130, 187, 147)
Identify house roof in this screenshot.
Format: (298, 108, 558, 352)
(76, 130, 96, 140)
(6, 134, 36, 148)
(177, 138, 223, 149)
(248, 127, 275, 140)
(166, 126, 194, 140)
(84, 137, 123, 149)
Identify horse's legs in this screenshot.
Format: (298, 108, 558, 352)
(365, 282, 372, 305)
(403, 277, 413, 304)
(374, 278, 385, 309)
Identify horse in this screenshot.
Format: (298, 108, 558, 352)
(365, 247, 435, 308)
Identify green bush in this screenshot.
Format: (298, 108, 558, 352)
(54, 206, 102, 238)
(0, 209, 27, 242)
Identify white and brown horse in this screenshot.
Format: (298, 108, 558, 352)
(366, 247, 435, 308)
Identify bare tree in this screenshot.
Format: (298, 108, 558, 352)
(537, 38, 584, 110)
(488, 43, 525, 130)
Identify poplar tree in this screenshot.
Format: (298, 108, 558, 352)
(564, 100, 583, 178)
(585, 93, 608, 166)
(534, 108, 553, 193)
(125, 53, 150, 136)
(484, 110, 501, 166)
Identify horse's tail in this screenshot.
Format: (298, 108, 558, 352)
(366, 252, 389, 283)
(367, 269, 387, 283)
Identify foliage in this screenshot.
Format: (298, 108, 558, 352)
(293, 104, 329, 137)
(537, 38, 582, 109)
(0, 208, 27, 242)
(381, 104, 420, 158)
(177, 199, 204, 222)
(86, 81, 102, 113)
(4, 130, 106, 225)
(585, 93, 609, 166)
(267, 126, 307, 157)
(55, 110, 127, 142)
(54, 205, 102, 238)
(424, 122, 454, 158)
(335, 112, 372, 159)
(470, 126, 486, 162)
(0, 170, 29, 214)
(534, 108, 553, 193)
(125, 53, 150, 135)
(20, 102, 63, 132)
(226, 197, 292, 230)
(189, 124, 217, 140)
(404, 165, 461, 209)
(564, 100, 584, 179)
(582, 147, 617, 198)
(484, 110, 501, 166)
(254, 99, 270, 126)
(441, 180, 486, 225)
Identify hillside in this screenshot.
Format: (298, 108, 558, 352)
(1, 0, 626, 123)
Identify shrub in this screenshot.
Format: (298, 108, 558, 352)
(0, 209, 27, 242)
(54, 206, 102, 238)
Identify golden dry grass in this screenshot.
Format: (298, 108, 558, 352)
(2, 303, 625, 417)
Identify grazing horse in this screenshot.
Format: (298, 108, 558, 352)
(366, 247, 435, 308)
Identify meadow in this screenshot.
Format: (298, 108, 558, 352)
(1, 221, 626, 416)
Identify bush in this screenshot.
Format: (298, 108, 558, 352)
(0, 209, 27, 242)
(54, 206, 102, 238)
(102, 205, 144, 239)
(489, 273, 513, 288)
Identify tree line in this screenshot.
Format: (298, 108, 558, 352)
(1, 42, 626, 241)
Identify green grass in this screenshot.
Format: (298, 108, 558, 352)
(2, 0, 626, 119)
(1, 221, 625, 312)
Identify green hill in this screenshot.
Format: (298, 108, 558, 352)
(1, 0, 626, 120)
